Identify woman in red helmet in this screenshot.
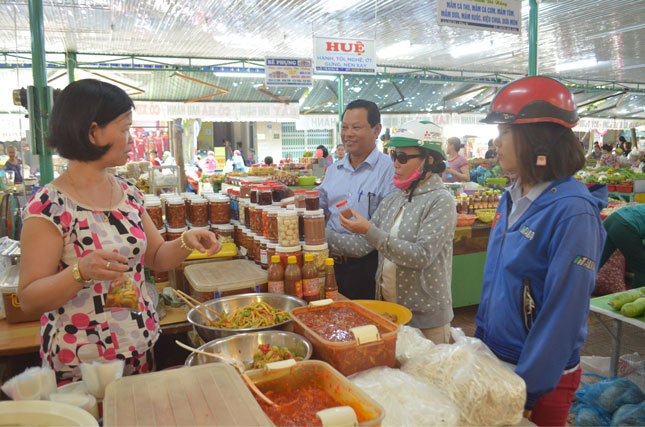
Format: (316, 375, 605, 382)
(475, 76, 607, 426)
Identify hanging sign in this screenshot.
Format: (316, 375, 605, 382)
(313, 36, 376, 75)
(437, 0, 522, 34)
(265, 57, 313, 87)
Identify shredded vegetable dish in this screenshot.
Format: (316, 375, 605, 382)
(252, 344, 303, 369)
(211, 301, 291, 329)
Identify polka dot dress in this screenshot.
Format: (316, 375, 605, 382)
(23, 176, 159, 383)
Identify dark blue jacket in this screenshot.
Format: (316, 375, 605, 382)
(475, 178, 607, 409)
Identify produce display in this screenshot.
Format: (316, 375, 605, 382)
(252, 344, 302, 369)
(211, 301, 291, 329)
(575, 167, 642, 188)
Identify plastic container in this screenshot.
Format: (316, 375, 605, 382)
(266, 208, 279, 243)
(166, 225, 187, 241)
(305, 190, 320, 211)
(303, 209, 326, 245)
(246, 229, 255, 261)
(144, 198, 163, 229)
(184, 259, 268, 301)
(267, 241, 278, 263)
(254, 234, 263, 266)
(0, 400, 99, 426)
(259, 239, 268, 270)
(276, 245, 302, 269)
(239, 198, 248, 228)
(208, 194, 230, 224)
(258, 185, 273, 206)
(294, 189, 307, 209)
(278, 210, 299, 247)
(103, 364, 272, 426)
(270, 185, 285, 204)
(246, 360, 385, 426)
(189, 197, 209, 227)
(0, 265, 40, 323)
(290, 301, 399, 376)
(165, 198, 186, 228)
(336, 200, 352, 219)
(212, 223, 234, 244)
(296, 207, 306, 241)
(240, 181, 252, 199)
(303, 243, 329, 274)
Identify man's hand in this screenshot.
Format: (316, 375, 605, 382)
(339, 209, 370, 234)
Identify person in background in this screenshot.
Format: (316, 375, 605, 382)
(316, 99, 396, 300)
(5, 145, 24, 184)
(316, 144, 333, 167)
(629, 150, 644, 172)
(232, 150, 248, 172)
(623, 141, 632, 157)
(485, 139, 497, 159)
(617, 135, 627, 152)
(600, 204, 645, 288)
(199, 150, 217, 174)
(335, 144, 345, 161)
(598, 144, 617, 167)
(263, 156, 273, 165)
(147, 149, 161, 166)
(18, 79, 222, 384)
(224, 139, 233, 160)
(477, 76, 607, 426)
(588, 143, 602, 160)
(327, 121, 456, 343)
(442, 137, 470, 182)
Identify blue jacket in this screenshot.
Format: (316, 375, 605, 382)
(475, 177, 607, 409)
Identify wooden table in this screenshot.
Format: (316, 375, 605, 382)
(0, 306, 191, 357)
(590, 293, 645, 376)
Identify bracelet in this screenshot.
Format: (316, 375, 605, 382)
(72, 262, 91, 283)
(180, 231, 195, 252)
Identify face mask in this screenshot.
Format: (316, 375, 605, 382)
(393, 168, 423, 190)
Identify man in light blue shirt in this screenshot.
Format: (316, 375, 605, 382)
(316, 99, 396, 299)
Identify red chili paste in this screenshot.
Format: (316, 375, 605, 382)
(296, 306, 388, 342)
(255, 384, 342, 426)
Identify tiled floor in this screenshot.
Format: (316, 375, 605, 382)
(452, 305, 645, 359)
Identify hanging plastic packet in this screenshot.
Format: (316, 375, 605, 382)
(104, 274, 140, 312)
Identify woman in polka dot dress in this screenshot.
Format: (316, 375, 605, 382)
(326, 120, 456, 343)
(19, 80, 222, 384)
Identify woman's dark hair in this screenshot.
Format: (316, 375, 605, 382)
(602, 144, 613, 152)
(416, 147, 447, 175)
(447, 137, 462, 152)
(264, 156, 273, 165)
(317, 145, 329, 158)
(512, 122, 585, 186)
(619, 136, 627, 143)
(48, 79, 134, 161)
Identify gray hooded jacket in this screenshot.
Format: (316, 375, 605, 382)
(326, 173, 456, 329)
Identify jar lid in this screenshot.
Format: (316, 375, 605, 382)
(157, 225, 166, 233)
(159, 193, 176, 199)
(208, 194, 228, 202)
(303, 243, 329, 251)
(335, 200, 349, 208)
(144, 199, 161, 207)
(190, 225, 209, 230)
(167, 198, 185, 205)
(277, 209, 297, 217)
(305, 190, 319, 196)
(267, 242, 278, 249)
(231, 220, 240, 226)
(211, 223, 234, 230)
(276, 245, 301, 253)
(191, 198, 208, 205)
(254, 234, 263, 241)
(167, 225, 188, 233)
(294, 189, 307, 194)
(304, 209, 324, 216)
(295, 207, 306, 213)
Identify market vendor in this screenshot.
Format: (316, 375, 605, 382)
(315, 99, 396, 300)
(600, 204, 645, 287)
(326, 120, 456, 343)
(442, 137, 470, 182)
(476, 76, 607, 426)
(18, 79, 222, 384)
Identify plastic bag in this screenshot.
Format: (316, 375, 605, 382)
(610, 401, 645, 426)
(349, 367, 459, 426)
(395, 325, 435, 365)
(80, 360, 125, 399)
(0, 367, 57, 400)
(575, 377, 645, 415)
(572, 404, 611, 426)
(401, 328, 525, 426)
(104, 275, 140, 311)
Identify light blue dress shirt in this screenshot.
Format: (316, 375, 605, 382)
(507, 180, 553, 228)
(316, 145, 396, 234)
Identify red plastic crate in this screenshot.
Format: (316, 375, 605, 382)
(607, 184, 617, 191)
(615, 185, 633, 193)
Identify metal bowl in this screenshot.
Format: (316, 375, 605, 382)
(187, 293, 306, 342)
(185, 330, 313, 369)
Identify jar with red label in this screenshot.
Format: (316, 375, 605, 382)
(240, 181, 252, 199)
(305, 190, 320, 211)
(208, 194, 230, 224)
(166, 198, 186, 228)
(246, 229, 255, 261)
(304, 209, 326, 245)
(276, 244, 302, 269)
(267, 208, 279, 243)
(166, 225, 187, 241)
(294, 189, 307, 209)
(258, 185, 273, 206)
(145, 198, 163, 229)
(190, 197, 209, 227)
(259, 238, 268, 270)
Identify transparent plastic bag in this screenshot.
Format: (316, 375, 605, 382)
(349, 367, 459, 426)
(104, 275, 140, 311)
(0, 367, 57, 400)
(401, 328, 526, 426)
(395, 325, 435, 365)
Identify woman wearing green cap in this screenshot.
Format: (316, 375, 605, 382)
(326, 120, 457, 343)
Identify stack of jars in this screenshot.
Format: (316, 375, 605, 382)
(208, 194, 230, 225)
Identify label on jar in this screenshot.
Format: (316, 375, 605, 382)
(268, 280, 285, 294)
(294, 280, 303, 298)
(303, 278, 319, 297)
(260, 250, 268, 265)
(325, 290, 338, 301)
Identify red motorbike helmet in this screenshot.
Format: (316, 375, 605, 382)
(481, 76, 578, 128)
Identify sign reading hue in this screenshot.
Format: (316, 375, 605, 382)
(313, 36, 376, 75)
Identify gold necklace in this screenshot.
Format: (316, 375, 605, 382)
(66, 172, 114, 223)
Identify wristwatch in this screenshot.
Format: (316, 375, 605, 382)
(72, 262, 90, 283)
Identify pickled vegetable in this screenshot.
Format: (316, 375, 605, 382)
(104, 276, 139, 310)
(252, 344, 303, 369)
